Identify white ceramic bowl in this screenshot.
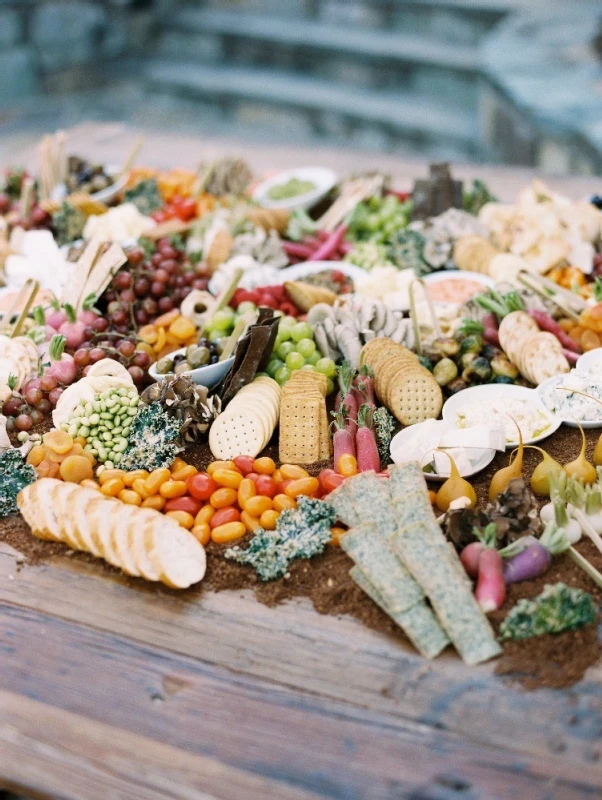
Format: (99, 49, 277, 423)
(442, 383, 561, 447)
(389, 420, 495, 482)
(537, 374, 602, 429)
(148, 348, 234, 388)
(253, 167, 337, 211)
(577, 348, 602, 373)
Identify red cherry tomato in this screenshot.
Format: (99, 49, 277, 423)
(209, 506, 241, 529)
(233, 455, 255, 476)
(264, 285, 285, 301)
(318, 468, 337, 492)
(255, 475, 276, 498)
(258, 294, 277, 309)
(164, 496, 202, 516)
(175, 197, 197, 221)
(187, 472, 217, 501)
(246, 472, 260, 484)
(236, 289, 259, 305)
(275, 478, 293, 495)
(323, 473, 345, 493)
(279, 301, 298, 317)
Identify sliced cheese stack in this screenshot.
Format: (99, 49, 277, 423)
(498, 310, 569, 385)
(17, 478, 206, 589)
(209, 376, 281, 460)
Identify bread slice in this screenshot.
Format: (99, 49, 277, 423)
(34, 478, 64, 542)
(52, 482, 84, 549)
(129, 510, 162, 582)
(110, 504, 141, 577)
(16, 482, 48, 538)
(74, 494, 105, 557)
(146, 517, 206, 589)
(94, 502, 125, 569)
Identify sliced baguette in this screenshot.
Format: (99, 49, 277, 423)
(129, 510, 162, 582)
(146, 517, 206, 589)
(52, 482, 85, 549)
(110, 504, 141, 577)
(34, 478, 64, 542)
(74, 495, 105, 557)
(16, 482, 48, 538)
(95, 502, 125, 569)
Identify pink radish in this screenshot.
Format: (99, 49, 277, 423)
(528, 309, 582, 353)
(58, 303, 86, 349)
(46, 304, 67, 330)
(78, 309, 99, 326)
(43, 334, 77, 385)
(475, 549, 506, 613)
(356, 404, 380, 473)
(460, 542, 486, 578)
(332, 405, 356, 471)
(283, 241, 314, 260)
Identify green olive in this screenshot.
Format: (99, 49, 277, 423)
(155, 357, 174, 375)
(187, 346, 210, 369)
(174, 361, 191, 375)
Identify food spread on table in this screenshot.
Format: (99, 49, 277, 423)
(2, 137, 602, 688)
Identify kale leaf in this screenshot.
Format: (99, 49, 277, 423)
(500, 582, 597, 641)
(124, 178, 163, 215)
(120, 402, 181, 472)
(0, 449, 36, 517)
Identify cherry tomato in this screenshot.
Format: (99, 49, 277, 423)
(210, 487, 238, 508)
(209, 506, 241, 529)
(246, 472, 260, 484)
(275, 478, 293, 495)
(280, 464, 309, 481)
(187, 472, 217, 501)
(212, 469, 243, 489)
(253, 457, 276, 475)
(318, 468, 336, 492)
(337, 453, 358, 477)
(284, 477, 319, 499)
(233, 455, 255, 475)
(255, 475, 276, 498)
(323, 472, 345, 493)
(175, 197, 197, 221)
(164, 496, 202, 516)
(237, 477, 256, 508)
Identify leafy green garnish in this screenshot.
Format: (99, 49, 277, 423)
(52, 202, 86, 245)
(500, 583, 597, 641)
(120, 402, 181, 472)
(285, 208, 318, 242)
(124, 179, 163, 215)
(463, 179, 496, 216)
(0, 450, 36, 517)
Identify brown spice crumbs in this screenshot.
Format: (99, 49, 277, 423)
(2, 423, 602, 690)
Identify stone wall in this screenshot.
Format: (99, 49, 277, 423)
(0, 0, 154, 104)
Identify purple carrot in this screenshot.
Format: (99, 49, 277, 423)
(332, 405, 356, 470)
(283, 241, 314, 259)
(528, 309, 582, 353)
(503, 536, 552, 584)
(356, 404, 380, 473)
(311, 223, 348, 261)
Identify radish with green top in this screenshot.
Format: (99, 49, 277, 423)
(356, 404, 380, 473)
(476, 549, 506, 613)
(336, 361, 358, 434)
(58, 303, 86, 349)
(42, 334, 77, 385)
(332, 405, 356, 470)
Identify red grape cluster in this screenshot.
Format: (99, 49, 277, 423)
(102, 238, 209, 332)
(73, 335, 151, 386)
(3, 375, 64, 432)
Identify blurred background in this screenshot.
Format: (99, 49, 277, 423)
(0, 0, 601, 174)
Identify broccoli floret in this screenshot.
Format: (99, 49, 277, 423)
(0, 449, 36, 517)
(120, 402, 181, 472)
(225, 496, 335, 581)
(500, 583, 597, 641)
(124, 178, 163, 215)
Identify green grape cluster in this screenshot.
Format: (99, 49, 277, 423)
(265, 315, 336, 393)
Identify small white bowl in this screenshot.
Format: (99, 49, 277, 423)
(442, 383, 561, 447)
(148, 348, 234, 388)
(90, 164, 129, 204)
(253, 167, 337, 211)
(537, 374, 602, 429)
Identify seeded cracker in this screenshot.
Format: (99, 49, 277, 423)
(279, 393, 321, 463)
(350, 566, 449, 659)
(388, 463, 501, 665)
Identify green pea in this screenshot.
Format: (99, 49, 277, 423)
(129, 396, 139, 407)
(97, 446, 107, 461)
(89, 413, 100, 425)
(90, 448, 98, 457)
(112, 426, 122, 435)
(112, 453, 122, 465)
(104, 460, 114, 469)
(127, 406, 137, 416)
(61, 422, 69, 432)
(102, 432, 112, 442)
(100, 411, 111, 420)
(78, 426, 90, 438)
(92, 439, 101, 450)
(68, 424, 78, 438)
(84, 403, 94, 416)
(93, 401, 102, 412)
(73, 405, 84, 418)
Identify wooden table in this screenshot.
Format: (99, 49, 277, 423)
(2, 125, 602, 800)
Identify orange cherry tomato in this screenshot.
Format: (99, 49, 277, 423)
(164, 496, 202, 516)
(166, 510, 195, 529)
(170, 457, 188, 473)
(233, 455, 255, 475)
(122, 470, 149, 487)
(195, 505, 215, 526)
(118, 489, 142, 506)
(210, 506, 241, 528)
(99, 469, 126, 485)
(171, 464, 198, 482)
(211, 521, 246, 544)
(187, 472, 217, 501)
(132, 478, 151, 500)
(285, 477, 320, 498)
(337, 454, 358, 477)
(280, 464, 309, 480)
(253, 457, 276, 475)
(255, 475, 276, 498)
(145, 468, 172, 495)
(210, 487, 238, 508)
(272, 468, 283, 485)
(100, 478, 125, 497)
(141, 495, 165, 511)
(212, 469, 244, 489)
(273, 494, 297, 512)
(207, 460, 238, 476)
(241, 510, 261, 532)
(159, 480, 188, 499)
(330, 526, 347, 546)
(260, 509, 279, 530)
(191, 523, 211, 546)
(237, 477, 256, 508)
(244, 495, 273, 517)
(323, 472, 345, 493)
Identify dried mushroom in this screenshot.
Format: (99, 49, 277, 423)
(141, 375, 221, 445)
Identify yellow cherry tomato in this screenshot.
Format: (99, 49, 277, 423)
(337, 454, 358, 477)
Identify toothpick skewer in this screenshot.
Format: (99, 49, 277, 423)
(117, 136, 144, 180)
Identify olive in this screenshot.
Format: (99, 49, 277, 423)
(214, 337, 228, 355)
(175, 361, 191, 375)
(187, 346, 210, 369)
(155, 356, 174, 375)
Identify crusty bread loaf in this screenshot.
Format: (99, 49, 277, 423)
(17, 479, 206, 588)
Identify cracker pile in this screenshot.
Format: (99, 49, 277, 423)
(328, 467, 501, 665)
(498, 310, 569, 385)
(17, 478, 206, 589)
(279, 371, 331, 464)
(0, 334, 39, 401)
(210, 375, 281, 459)
(360, 338, 443, 426)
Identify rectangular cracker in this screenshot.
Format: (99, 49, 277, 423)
(279, 394, 321, 463)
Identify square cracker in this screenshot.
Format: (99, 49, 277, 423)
(279, 394, 321, 463)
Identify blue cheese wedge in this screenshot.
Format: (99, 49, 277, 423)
(324, 480, 361, 527)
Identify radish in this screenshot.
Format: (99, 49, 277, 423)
(503, 537, 551, 584)
(311, 223, 348, 261)
(475, 549, 506, 613)
(58, 303, 86, 349)
(355, 366, 376, 411)
(43, 334, 77, 385)
(356, 404, 380, 473)
(78, 309, 99, 326)
(528, 309, 582, 353)
(46, 303, 67, 330)
(337, 361, 357, 435)
(460, 542, 486, 578)
(332, 405, 356, 468)
(283, 241, 314, 260)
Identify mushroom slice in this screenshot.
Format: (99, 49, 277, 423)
(307, 303, 336, 327)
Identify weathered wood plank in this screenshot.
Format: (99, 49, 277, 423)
(0, 689, 322, 800)
(2, 545, 602, 779)
(1, 602, 601, 800)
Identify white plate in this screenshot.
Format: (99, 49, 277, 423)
(537, 374, 602, 429)
(148, 349, 234, 388)
(577, 348, 602, 372)
(389, 420, 495, 482)
(253, 167, 337, 211)
(442, 384, 561, 447)
(278, 260, 367, 283)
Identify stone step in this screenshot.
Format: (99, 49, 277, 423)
(165, 7, 479, 73)
(144, 60, 479, 155)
